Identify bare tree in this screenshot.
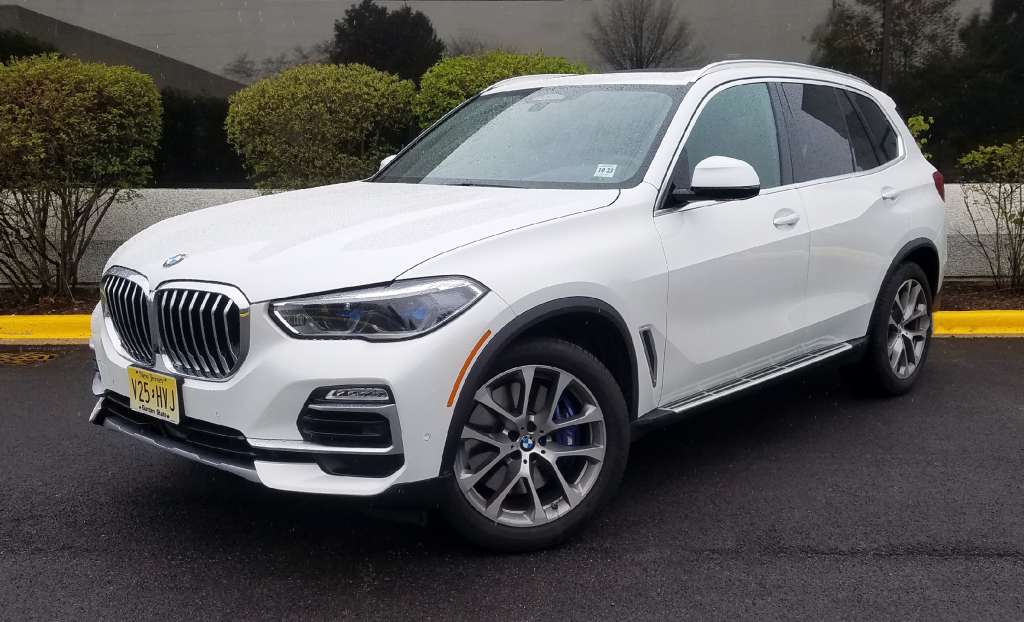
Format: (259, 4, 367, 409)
(444, 31, 515, 57)
(586, 0, 705, 70)
(224, 43, 331, 84)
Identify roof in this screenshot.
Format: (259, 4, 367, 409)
(484, 60, 873, 95)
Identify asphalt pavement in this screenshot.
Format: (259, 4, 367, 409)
(1, 339, 1023, 621)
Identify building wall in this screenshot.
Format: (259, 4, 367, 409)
(0, 4, 244, 96)
(6, 0, 992, 77)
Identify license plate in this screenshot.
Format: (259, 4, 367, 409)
(127, 367, 182, 424)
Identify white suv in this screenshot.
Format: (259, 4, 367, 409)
(90, 61, 946, 552)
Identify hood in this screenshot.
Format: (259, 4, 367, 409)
(106, 181, 618, 301)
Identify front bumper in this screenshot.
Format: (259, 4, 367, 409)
(91, 292, 514, 496)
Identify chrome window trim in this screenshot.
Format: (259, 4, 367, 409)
(653, 75, 907, 216)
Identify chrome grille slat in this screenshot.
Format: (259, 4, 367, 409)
(156, 286, 246, 380)
(103, 269, 247, 381)
(102, 273, 155, 366)
(113, 279, 134, 354)
(175, 290, 201, 374)
(196, 293, 223, 377)
(210, 297, 232, 373)
(221, 299, 239, 364)
(162, 290, 186, 371)
(123, 279, 146, 359)
(185, 291, 211, 377)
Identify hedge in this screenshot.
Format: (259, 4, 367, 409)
(0, 54, 161, 300)
(225, 63, 416, 191)
(414, 51, 591, 129)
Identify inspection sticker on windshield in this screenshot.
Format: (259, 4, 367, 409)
(594, 164, 617, 178)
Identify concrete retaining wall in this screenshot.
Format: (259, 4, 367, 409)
(0, 184, 1004, 286)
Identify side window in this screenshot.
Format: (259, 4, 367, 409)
(837, 90, 880, 171)
(779, 83, 855, 183)
(671, 82, 782, 191)
(850, 92, 900, 164)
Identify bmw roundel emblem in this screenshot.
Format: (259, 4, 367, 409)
(520, 436, 535, 451)
(163, 253, 187, 268)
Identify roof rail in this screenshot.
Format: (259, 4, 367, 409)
(695, 59, 872, 87)
(481, 73, 574, 93)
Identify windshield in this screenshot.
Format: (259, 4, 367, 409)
(374, 85, 689, 189)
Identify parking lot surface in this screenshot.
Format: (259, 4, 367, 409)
(1, 339, 1023, 621)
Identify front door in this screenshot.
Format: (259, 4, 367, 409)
(655, 82, 811, 405)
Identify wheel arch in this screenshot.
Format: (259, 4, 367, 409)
(891, 238, 941, 298)
(438, 297, 640, 477)
(864, 237, 941, 340)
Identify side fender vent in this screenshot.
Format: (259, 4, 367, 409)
(639, 326, 658, 388)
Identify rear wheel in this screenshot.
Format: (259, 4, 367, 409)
(441, 338, 629, 552)
(845, 262, 934, 396)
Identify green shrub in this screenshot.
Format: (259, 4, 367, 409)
(907, 115, 933, 160)
(0, 54, 161, 301)
(226, 63, 416, 192)
(414, 51, 591, 129)
(958, 139, 1024, 289)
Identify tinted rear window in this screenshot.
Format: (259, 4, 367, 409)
(838, 90, 881, 171)
(850, 92, 900, 164)
(779, 83, 855, 183)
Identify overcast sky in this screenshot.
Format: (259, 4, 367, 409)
(6, 0, 993, 75)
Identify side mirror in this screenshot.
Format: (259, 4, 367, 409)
(378, 154, 397, 171)
(672, 156, 760, 205)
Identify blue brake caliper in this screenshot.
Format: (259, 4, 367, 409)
(552, 395, 579, 447)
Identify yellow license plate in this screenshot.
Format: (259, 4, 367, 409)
(127, 367, 181, 424)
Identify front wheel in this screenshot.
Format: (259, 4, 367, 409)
(441, 338, 629, 552)
(845, 261, 934, 396)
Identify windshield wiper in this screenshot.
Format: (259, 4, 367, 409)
(451, 182, 526, 189)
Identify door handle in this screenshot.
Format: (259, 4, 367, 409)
(773, 210, 801, 228)
(881, 186, 900, 201)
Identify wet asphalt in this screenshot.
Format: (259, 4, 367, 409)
(1, 338, 1023, 621)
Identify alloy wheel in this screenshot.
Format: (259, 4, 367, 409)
(455, 365, 607, 527)
(887, 278, 931, 379)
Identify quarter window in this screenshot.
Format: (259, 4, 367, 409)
(779, 83, 855, 183)
(850, 92, 900, 164)
(671, 82, 782, 191)
(838, 90, 881, 171)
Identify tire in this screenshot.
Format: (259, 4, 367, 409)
(441, 338, 630, 553)
(844, 262, 934, 396)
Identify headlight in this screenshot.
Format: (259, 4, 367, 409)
(270, 277, 487, 340)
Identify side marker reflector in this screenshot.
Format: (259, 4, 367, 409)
(448, 330, 491, 408)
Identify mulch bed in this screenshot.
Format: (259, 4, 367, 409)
(939, 281, 1024, 311)
(0, 288, 101, 315)
(1, 281, 1023, 314)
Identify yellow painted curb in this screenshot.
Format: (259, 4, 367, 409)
(933, 310, 1024, 335)
(0, 315, 91, 342)
(2, 311, 1024, 344)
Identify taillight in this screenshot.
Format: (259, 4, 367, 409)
(933, 171, 945, 201)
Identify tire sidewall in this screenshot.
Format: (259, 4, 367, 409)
(866, 262, 934, 395)
(440, 338, 630, 553)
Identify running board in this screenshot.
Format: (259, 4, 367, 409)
(632, 341, 854, 439)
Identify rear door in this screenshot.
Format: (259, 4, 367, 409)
(655, 82, 812, 404)
(778, 82, 910, 346)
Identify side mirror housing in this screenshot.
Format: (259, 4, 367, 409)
(672, 156, 761, 205)
(378, 154, 397, 171)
